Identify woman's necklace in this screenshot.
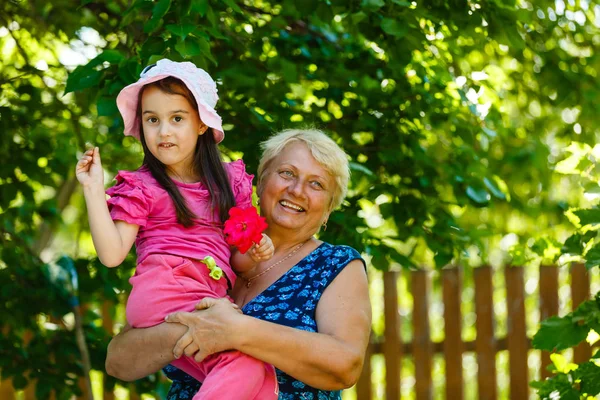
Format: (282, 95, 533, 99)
(243, 240, 308, 288)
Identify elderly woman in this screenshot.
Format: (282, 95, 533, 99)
(105, 128, 371, 399)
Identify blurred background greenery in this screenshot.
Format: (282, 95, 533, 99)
(2, 0, 600, 398)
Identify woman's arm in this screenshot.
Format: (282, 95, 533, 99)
(168, 259, 371, 390)
(105, 322, 187, 381)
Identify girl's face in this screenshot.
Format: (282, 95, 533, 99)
(141, 85, 205, 181)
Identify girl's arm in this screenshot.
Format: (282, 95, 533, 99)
(230, 234, 274, 274)
(168, 260, 371, 390)
(76, 147, 138, 267)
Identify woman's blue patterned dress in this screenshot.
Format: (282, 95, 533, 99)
(163, 242, 365, 400)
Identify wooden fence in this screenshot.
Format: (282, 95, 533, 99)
(0, 263, 596, 399)
(355, 263, 596, 400)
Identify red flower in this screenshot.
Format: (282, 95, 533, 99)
(224, 206, 268, 254)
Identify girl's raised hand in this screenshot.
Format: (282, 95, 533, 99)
(76, 147, 104, 188)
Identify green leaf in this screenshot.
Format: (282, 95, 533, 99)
(64, 66, 103, 94)
(221, 0, 242, 13)
(197, 36, 216, 64)
(145, 0, 171, 34)
(532, 315, 588, 351)
(585, 243, 600, 269)
(296, 0, 319, 15)
(434, 249, 453, 268)
(96, 96, 118, 117)
(88, 50, 124, 68)
(279, 58, 298, 83)
(530, 373, 581, 400)
(166, 23, 197, 38)
(483, 177, 506, 200)
(349, 162, 374, 176)
(573, 207, 600, 226)
(389, 251, 416, 269)
(12, 374, 28, 390)
(482, 127, 497, 137)
(175, 37, 202, 58)
(466, 185, 490, 205)
(391, 0, 411, 5)
(584, 182, 600, 195)
(191, 0, 208, 15)
(562, 233, 586, 255)
(361, 0, 385, 11)
(573, 297, 600, 334)
(351, 11, 368, 24)
(140, 36, 167, 59)
(381, 18, 408, 37)
(577, 362, 600, 395)
(176, 0, 192, 17)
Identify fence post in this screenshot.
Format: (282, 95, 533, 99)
(0, 377, 16, 400)
(412, 270, 432, 400)
(103, 301, 115, 400)
(383, 270, 402, 400)
(505, 266, 529, 399)
(474, 266, 497, 400)
(539, 264, 559, 379)
(571, 263, 591, 363)
(356, 341, 372, 400)
(443, 267, 463, 400)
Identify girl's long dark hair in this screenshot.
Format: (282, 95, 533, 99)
(137, 77, 235, 226)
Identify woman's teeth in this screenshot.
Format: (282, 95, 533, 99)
(280, 200, 304, 211)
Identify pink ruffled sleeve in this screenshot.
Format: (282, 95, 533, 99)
(105, 170, 152, 227)
(226, 159, 254, 209)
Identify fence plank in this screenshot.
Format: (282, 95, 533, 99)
(412, 270, 432, 400)
(539, 265, 559, 380)
(0, 377, 16, 400)
(443, 267, 463, 400)
(102, 301, 115, 400)
(1, 326, 16, 400)
(571, 263, 592, 363)
(22, 330, 36, 400)
(130, 384, 141, 400)
(474, 266, 497, 400)
(383, 271, 402, 400)
(505, 267, 529, 400)
(356, 341, 373, 400)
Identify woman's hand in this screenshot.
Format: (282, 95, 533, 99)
(249, 234, 274, 263)
(76, 147, 104, 188)
(165, 297, 244, 362)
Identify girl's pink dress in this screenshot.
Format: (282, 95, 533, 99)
(106, 160, 278, 400)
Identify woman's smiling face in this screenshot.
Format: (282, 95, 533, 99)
(259, 141, 334, 237)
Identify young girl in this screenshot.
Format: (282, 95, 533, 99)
(75, 59, 278, 399)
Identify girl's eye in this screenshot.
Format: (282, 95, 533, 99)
(173, 116, 183, 122)
(147, 117, 158, 123)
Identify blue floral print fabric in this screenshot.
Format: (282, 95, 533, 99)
(163, 242, 365, 399)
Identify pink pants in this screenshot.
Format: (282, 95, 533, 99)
(126, 254, 278, 400)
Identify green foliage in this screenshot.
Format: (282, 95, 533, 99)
(3, 0, 600, 398)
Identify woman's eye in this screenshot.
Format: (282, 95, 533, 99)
(311, 181, 324, 189)
(280, 170, 293, 177)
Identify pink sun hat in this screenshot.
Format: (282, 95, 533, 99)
(116, 59, 224, 143)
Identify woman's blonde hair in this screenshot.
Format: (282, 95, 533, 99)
(257, 128, 350, 211)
